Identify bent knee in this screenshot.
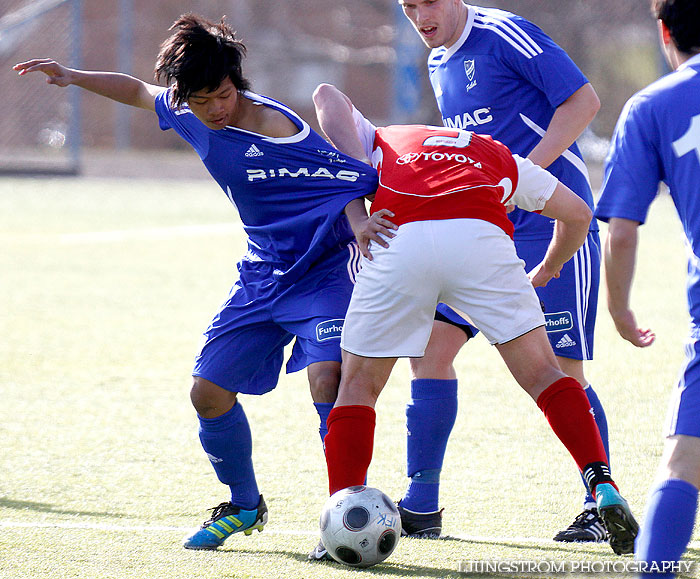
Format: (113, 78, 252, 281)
(308, 362, 341, 403)
(190, 377, 237, 418)
(662, 436, 700, 488)
(410, 323, 467, 379)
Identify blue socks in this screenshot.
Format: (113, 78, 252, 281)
(401, 379, 458, 513)
(314, 402, 334, 443)
(198, 402, 260, 510)
(637, 478, 698, 578)
(581, 384, 610, 506)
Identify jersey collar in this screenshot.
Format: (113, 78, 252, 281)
(442, 4, 476, 61)
(225, 91, 310, 143)
(678, 52, 700, 72)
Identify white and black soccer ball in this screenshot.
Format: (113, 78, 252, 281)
(319, 485, 401, 568)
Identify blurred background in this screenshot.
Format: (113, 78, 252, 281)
(1, 0, 661, 177)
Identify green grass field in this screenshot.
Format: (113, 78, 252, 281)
(1, 175, 698, 578)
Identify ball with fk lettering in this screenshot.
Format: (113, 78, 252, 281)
(319, 485, 401, 568)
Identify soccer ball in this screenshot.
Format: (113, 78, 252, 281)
(319, 485, 401, 568)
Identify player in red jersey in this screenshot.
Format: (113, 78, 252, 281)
(312, 83, 639, 557)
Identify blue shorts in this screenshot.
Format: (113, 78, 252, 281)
(666, 331, 700, 438)
(516, 230, 600, 361)
(192, 243, 359, 394)
(437, 230, 600, 360)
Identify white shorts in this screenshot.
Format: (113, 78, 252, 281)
(341, 219, 545, 357)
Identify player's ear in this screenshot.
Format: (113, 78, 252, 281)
(658, 20, 672, 48)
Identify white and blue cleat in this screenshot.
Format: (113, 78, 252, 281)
(183, 495, 267, 550)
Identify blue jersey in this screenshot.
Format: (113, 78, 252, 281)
(155, 89, 377, 284)
(427, 6, 596, 239)
(596, 54, 700, 325)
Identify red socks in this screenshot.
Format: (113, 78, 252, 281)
(536, 377, 611, 477)
(326, 380, 614, 498)
(325, 405, 375, 495)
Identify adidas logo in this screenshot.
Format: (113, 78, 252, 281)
(205, 452, 224, 464)
(245, 144, 264, 157)
(556, 334, 576, 349)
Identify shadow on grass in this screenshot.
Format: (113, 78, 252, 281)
(437, 534, 608, 557)
(0, 497, 120, 518)
(212, 542, 615, 579)
(205, 533, 700, 579)
(215, 545, 469, 578)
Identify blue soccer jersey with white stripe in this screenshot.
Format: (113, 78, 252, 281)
(596, 54, 700, 325)
(155, 89, 377, 284)
(427, 5, 596, 239)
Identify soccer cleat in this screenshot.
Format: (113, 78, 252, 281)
(397, 503, 443, 538)
(307, 539, 333, 562)
(183, 495, 267, 550)
(553, 508, 608, 543)
(595, 483, 639, 555)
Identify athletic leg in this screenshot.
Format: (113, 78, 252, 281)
(183, 271, 292, 549)
(398, 317, 467, 537)
(496, 327, 638, 555)
(520, 233, 611, 542)
(637, 343, 700, 577)
(553, 356, 610, 543)
(637, 436, 700, 579)
(191, 379, 260, 509)
(324, 352, 397, 494)
(183, 377, 269, 550)
(637, 437, 700, 578)
(308, 360, 341, 442)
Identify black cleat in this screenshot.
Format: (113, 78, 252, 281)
(397, 504, 443, 539)
(553, 508, 608, 543)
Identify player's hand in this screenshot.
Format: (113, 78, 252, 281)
(527, 261, 560, 288)
(13, 59, 75, 87)
(610, 308, 656, 348)
(354, 209, 398, 261)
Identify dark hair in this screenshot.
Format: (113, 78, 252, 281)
(652, 0, 700, 54)
(155, 13, 251, 106)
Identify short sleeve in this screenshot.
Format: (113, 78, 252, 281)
(351, 106, 377, 160)
(595, 95, 662, 225)
(504, 17, 588, 109)
(154, 88, 210, 158)
(509, 154, 558, 211)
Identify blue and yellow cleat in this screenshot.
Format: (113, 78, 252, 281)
(595, 483, 639, 555)
(183, 495, 268, 550)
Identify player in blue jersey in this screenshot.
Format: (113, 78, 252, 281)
(596, 1, 700, 575)
(13, 13, 381, 551)
(396, 0, 611, 543)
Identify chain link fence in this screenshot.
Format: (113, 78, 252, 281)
(1, 0, 81, 174)
(2, 0, 659, 175)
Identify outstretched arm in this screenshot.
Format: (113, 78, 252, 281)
(13, 59, 162, 112)
(528, 182, 592, 288)
(528, 83, 600, 169)
(603, 218, 655, 347)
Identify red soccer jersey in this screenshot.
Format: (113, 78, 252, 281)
(369, 125, 519, 237)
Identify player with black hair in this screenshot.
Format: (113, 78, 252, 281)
(14, 13, 381, 551)
(596, 1, 700, 575)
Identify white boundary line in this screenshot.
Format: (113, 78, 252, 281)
(1, 520, 698, 549)
(59, 223, 239, 244)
